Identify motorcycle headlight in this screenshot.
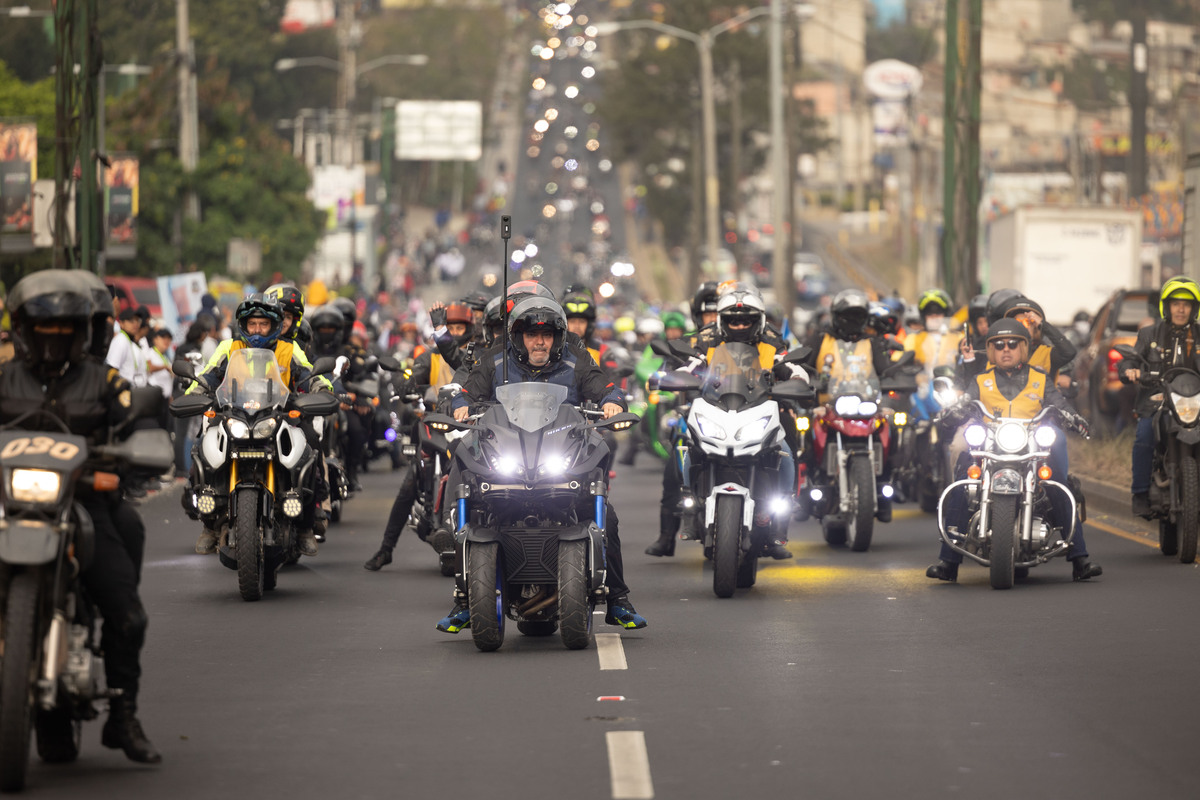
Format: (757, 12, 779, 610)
(1033, 425, 1057, 448)
(9, 469, 62, 504)
(252, 418, 279, 439)
(892, 412, 907, 427)
(964, 425, 987, 448)
(735, 413, 773, 442)
(693, 412, 727, 441)
(492, 455, 521, 475)
(934, 389, 959, 408)
(834, 395, 862, 416)
(540, 454, 572, 475)
(995, 422, 1028, 453)
(227, 419, 251, 439)
(1171, 392, 1200, 424)
(858, 401, 878, 416)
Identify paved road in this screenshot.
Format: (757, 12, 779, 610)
(20, 449, 1200, 799)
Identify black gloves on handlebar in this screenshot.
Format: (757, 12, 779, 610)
(1061, 409, 1090, 439)
(933, 396, 973, 430)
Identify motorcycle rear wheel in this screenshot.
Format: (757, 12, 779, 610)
(989, 495, 1019, 590)
(1159, 519, 1179, 557)
(713, 495, 742, 598)
(558, 540, 592, 650)
(468, 542, 505, 652)
(848, 456, 876, 552)
(35, 706, 81, 764)
(1179, 456, 1199, 564)
(0, 573, 39, 792)
(235, 488, 265, 601)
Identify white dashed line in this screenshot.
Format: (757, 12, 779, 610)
(606, 730, 654, 799)
(596, 633, 628, 670)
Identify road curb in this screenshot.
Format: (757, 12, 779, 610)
(1077, 473, 1136, 526)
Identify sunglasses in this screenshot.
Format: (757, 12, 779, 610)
(990, 338, 1024, 351)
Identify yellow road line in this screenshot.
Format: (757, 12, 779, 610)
(1087, 517, 1156, 548)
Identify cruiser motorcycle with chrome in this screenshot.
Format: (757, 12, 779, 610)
(427, 383, 637, 652)
(936, 403, 1080, 589)
(171, 349, 338, 600)
(0, 412, 171, 791)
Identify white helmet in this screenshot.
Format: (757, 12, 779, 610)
(716, 289, 766, 342)
(636, 317, 665, 337)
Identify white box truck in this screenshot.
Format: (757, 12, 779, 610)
(985, 205, 1145, 325)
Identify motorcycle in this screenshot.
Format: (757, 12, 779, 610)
(427, 383, 638, 651)
(935, 403, 1079, 589)
(171, 349, 339, 600)
(345, 356, 406, 471)
(0, 409, 172, 791)
(414, 382, 473, 577)
(657, 343, 814, 597)
(893, 368, 960, 513)
(1115, 344, 1200, 561)
(805, 356, 912, 552)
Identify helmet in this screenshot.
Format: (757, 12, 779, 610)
(264, 283, 305, 340)
(613, 316, 636, 336)
(506, 279, 556, 313)
(968, 294, 989, 325)
(308, 305, 345, 353)
(444, 302, 476, 346)
(716, 289, 766, 343)
(508, 296, 567, 364)
(462, 291, 490, 312)
(1159, 277, 1200, 322)
(917, 288, 952, 317)
(636, 317, 665, 337)
(78, 271, 116, 358)
(8, 270, 94, 375)
(294, 318, 313, 351)
(868, 301, 900, 336)
(985, 288, 1023, 325)
(985, 318, 1031, 352)
(661, 310, 688, 334)
(830, 289, 870, 340)
(234, 294, 284, 349)
(690, 281, 720, 325)
(331, 296, 357, 345)
(1000, 295, 1045, 323)
(562, 290, 598, 321)
(483, 296, 505, 345)
(563, 283, 594, 301)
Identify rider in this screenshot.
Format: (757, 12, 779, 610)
(690, 281, 720, 332)
(905, 289, 964, 420)
(993, 294, 1077, 384)
(264, 283, 306, 343)
(808, 289, 895, 402)
(0, 271, 161, 763)
(926, 319, 1101, 582)
(648, 288, 805, 560)
(436, 296, 648, 632)
(187, 294, 329, 557)
(312, 302, 370, 492)
(1121, 277, 1200, 518)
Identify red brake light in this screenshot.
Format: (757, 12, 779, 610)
(1107, 348, 1123, 365)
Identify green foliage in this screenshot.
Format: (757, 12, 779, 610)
(0, 60, 56, 182)
(1072, 0, 1199, 26)
(866, 23, 939, 66)
(1057, 54, 1127, 110)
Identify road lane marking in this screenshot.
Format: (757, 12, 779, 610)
(607, 731, 654, 799)
(1088, 517, 1157, 548)
(596, 633, 628, 670)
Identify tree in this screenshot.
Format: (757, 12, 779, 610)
(866, 23, 939, 66)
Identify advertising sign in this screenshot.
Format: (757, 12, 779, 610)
(395, 101, 483, 161)
(156, 272, 209, 338)
(862, 59, 923, 101)
(0, 120, 36, 235)
(105, 154, 138, 259)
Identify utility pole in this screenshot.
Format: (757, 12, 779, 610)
(769, 0, 791, 318)
(52, 0, 100, 271)
(941, 0, 982, 303)
(1128, 7, 1149, 200)
(177, 0, 199, 222)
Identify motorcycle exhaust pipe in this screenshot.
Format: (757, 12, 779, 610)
(518, 590, 559, 618)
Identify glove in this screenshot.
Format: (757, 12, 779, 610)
(429, 306, 446, 327)
(1064, 411, 1090, 439)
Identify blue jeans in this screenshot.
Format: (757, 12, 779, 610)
(939, 432, 1087, 563)
(1132, 416, 1154, 495)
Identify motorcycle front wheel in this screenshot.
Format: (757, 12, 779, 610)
(0, 573, 39, 791)
(558, 539, 592, 650)
(848, 456, 876, 552)
(1178, 455, 1198, 564)
(989, 495, 1019, 590)
(234, 488, 265, 601)
(468, 542, 505, 652)
(713, 495, 743, 598)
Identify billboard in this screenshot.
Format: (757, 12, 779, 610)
(281, 0, 335, 33)
(0, 120, 36, 235)
(156, 272, 209, 338)
(105, 154, 138, 259)
(395, 101, 482, 161)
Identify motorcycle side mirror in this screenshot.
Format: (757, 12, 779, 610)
(310, 356, 338, 376)
(1112, 345, 1136, 361)
(378, 355, 403, 373)
(881, 350, 916, 375)
(424, 412, 474, 432)
(612, 364, 634, 380)
(649, 339, 672, 357)
(880, 375, 918, 394)
(173, 358, 197, 381)
(99, 429, 175, 473)
(129, 386, 164, 421)
(667, 339, 702, 361)
(293, 392, 340, 417)
(364, 356, 380, 372)
(170, 393, 213, 418)
(780, 346, 813, 366)
(593, 411, 640, 432)
(657, 371, 702, 392)
(770, 380, 816, 405)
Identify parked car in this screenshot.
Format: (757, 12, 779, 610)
(1072, 288, 1155, 435)
(105, 276, 162, 319)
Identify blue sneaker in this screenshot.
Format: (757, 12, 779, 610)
(436, 602, 470, 634)
(605, 597, 648, 629)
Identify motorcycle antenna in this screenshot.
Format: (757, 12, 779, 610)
(500, 214, 512, 385)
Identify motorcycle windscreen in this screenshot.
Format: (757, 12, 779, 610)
(216, 348, 290, 412)
(495, 382, 568, 432)
(828, 340, 880, 400)
(701, 342, 769, 404)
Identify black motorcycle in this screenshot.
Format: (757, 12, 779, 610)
(428, 383, 637, 652)
(0, 413, 172, 791)
(172, 349, 339, 600)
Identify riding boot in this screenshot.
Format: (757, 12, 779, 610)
(102, 695, 162, 764)
(645, 510, 676, 556)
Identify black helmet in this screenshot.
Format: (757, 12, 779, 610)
(985, 288, 1023, 325)
(78, 271, 116, 358)
(483, 296, 505, 345)
(264, 283, 305, 340)
(868, 301, 901, 336)
(830, 289, 870, 340)
(234, 293, 284, 349)
(331, 297, 357, 345)
(8, 269, 94, 376)
(294, 317, 313, 352)
(562, 289, 598, 321)
(985, 318, 1031, 352)
(462, 291, 491, 313)
(508, 296, 567, 365)
(691, 281, 720, 326)
(968, 294, 989, 325)
(308, 305, 346, 353)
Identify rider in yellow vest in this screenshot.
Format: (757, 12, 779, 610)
(905, 289, 964, 374)
(809, 289, 894, 404)
(988, 293, 1077, 384)
(926, 319, 1101, 583)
